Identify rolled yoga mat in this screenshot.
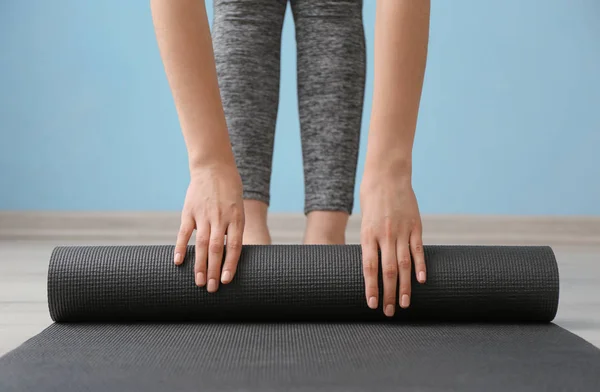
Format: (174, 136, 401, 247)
(1, 245, 600, 391)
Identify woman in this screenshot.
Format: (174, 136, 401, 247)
(151, 0, 429, 317)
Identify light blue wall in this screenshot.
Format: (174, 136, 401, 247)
(1, 1, 599, 214)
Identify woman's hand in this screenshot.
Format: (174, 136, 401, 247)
(174, 163, 245, 293)
(360, 0, 430, 318)
(152, 0, 244, 293)
(360, 170, 426, 317)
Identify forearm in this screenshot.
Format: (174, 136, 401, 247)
(151, 0, 234, 171)
(366, 0, 430, 176)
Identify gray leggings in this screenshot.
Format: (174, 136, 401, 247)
(212, 0, 365, 214)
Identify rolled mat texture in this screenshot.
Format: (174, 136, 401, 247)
(1, 244, 600, 392)
(49, 245, 560, 322)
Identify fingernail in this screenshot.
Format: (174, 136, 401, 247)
(221, 271, 231, 283)
(196, 272, 205, 287)
(401, 294, 410, 308)
(368, 297, 377, 309)
(174, 253, 182, 264)
(418, 271, 426, 283)
(207, 279, 218, 292)
(385, 305, 395, 317)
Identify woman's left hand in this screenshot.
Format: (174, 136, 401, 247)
(359, 170, 426, 317)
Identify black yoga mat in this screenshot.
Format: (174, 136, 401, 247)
(1, 245, 600, 391)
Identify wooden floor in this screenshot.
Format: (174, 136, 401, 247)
(1, 239, 600, 356)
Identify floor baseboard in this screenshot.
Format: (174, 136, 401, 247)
(1, 211, 599, 246)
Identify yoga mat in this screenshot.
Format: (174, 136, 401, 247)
(1, 244, 600, 391)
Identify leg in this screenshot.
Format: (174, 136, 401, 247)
(212, 0, 287, 244)
(291, 0, 366, 244)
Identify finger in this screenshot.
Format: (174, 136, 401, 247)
(175, 216, 194, 266)
(194, 221, 210, 287)
(397, 241, 412, 309)
(411, 227, 426, 284)
(207, 224, 226, 293)
(381, 238, 398, 318)
(221, 218, 243, 284)
(361, 231, 379, 310)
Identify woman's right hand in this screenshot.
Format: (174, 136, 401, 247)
(174, 163, 245, 293)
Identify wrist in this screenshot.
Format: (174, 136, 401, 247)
(365, 121, 415, 176)
(188, 149, 236, 175)
(364, 147, 412, 176)
(363, 160, 412, 193)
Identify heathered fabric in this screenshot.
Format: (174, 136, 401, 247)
(213, 0, 366, 214)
